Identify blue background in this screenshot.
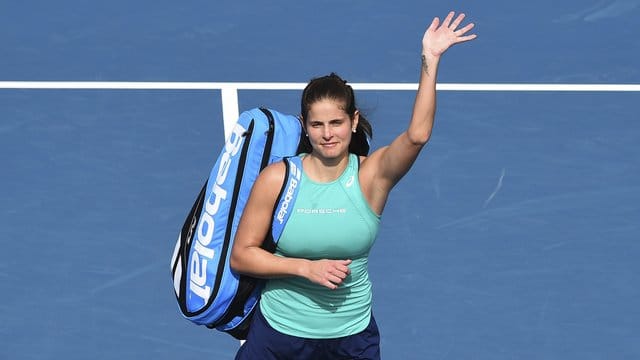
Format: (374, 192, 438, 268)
(1, 1, 639, 359)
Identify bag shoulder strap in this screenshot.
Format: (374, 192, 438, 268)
(264, 156, 302, 251)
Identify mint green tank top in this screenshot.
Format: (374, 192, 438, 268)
(260, 154, 381, 339)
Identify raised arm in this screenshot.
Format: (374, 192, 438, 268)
(360, 11, 476, 214)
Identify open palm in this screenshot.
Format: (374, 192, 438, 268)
(423, 11, 477, 57)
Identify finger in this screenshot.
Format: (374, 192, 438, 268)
(428, 16, 440, 31)
(327, 274, 344, 285)
(456, 34, 478, 43)
(330, 268, 348, 280)
(327, 265, 347, 278)
(324, 276, 343, 289)
(455, 22, 475, 36)
(334, 263, 351, 274)
(334, 267, 350, 277)
(450, 13, 466, 29)
(442, 11, 455, 27)
(325, 280, 337, 290)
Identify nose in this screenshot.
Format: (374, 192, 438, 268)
(322, 125, 333, 140)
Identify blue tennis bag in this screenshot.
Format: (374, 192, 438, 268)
(170, 107, 303, 339)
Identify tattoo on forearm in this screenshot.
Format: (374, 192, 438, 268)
(421, 54, 429, 76)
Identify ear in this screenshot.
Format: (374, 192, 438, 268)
(352, 110, 360, 132)
(297, 114, 309, 136)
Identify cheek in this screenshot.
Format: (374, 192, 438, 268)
(305, 128, 324, 144)
(337, 125, 353, 138)
(305, 126, 319, 138)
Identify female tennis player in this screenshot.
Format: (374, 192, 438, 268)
(231, 11, 477, 359)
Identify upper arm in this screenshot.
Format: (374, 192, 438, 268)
(232, 162, 286, 250)
(359, 131, 425, 213)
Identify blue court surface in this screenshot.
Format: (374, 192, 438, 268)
(1, 1, 639, 359)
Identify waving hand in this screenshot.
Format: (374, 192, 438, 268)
(423, 11, 477, 58)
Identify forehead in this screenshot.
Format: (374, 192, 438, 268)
(307, 99, 349, 121)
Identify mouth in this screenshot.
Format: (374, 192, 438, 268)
(320, 142, 338, 148)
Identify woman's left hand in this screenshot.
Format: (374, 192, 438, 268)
(422, 11, 476, 58)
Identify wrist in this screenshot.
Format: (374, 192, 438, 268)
(295, 259, 311, 279)
(421, 53, 440, 76)
(421, 51, 441, 63)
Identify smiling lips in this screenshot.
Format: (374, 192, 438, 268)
(321, 142, 339, 148)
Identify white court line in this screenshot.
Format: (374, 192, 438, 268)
(1, 81, 640, 91)
(3, 81, 638, 138)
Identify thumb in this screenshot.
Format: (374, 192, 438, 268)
(428, 17, 440, 32)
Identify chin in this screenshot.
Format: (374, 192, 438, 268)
(318, 149, 348, 160)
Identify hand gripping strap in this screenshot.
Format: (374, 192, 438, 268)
(271, 157, 302, 244)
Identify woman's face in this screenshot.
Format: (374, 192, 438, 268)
(306, 99, 359, 160)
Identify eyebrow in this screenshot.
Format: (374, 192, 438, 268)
(309, 118, 344, 123)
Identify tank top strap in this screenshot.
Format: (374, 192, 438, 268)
(341, 154, 380, 220)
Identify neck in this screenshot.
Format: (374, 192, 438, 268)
(303, 152, 350, 182)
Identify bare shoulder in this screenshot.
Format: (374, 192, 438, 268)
(357, 147, 391, 215)
(251, 160, 287, 198)
(358, 146, 389, 178)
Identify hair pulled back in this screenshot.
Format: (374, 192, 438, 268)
(297, 73, 372, 156)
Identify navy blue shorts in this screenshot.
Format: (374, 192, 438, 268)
(235, 306, 381, 360)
